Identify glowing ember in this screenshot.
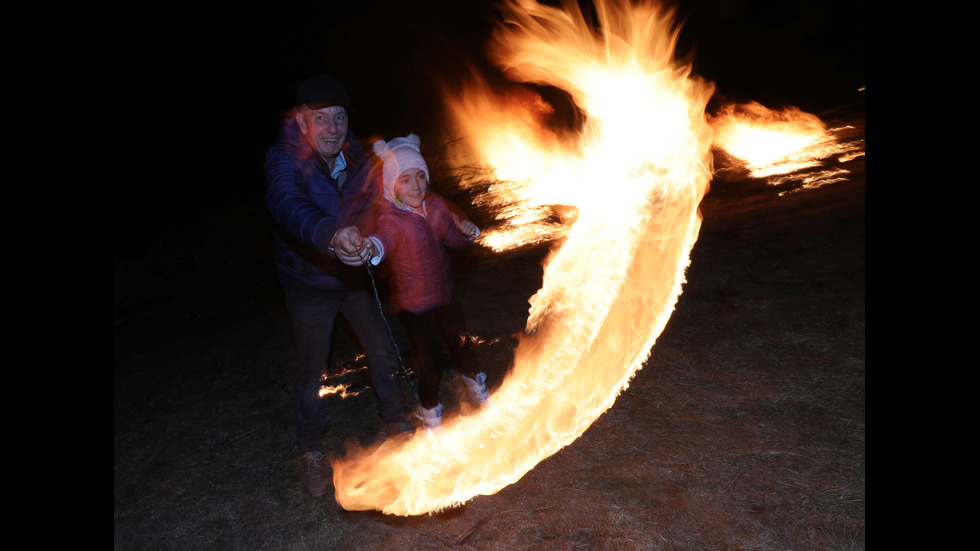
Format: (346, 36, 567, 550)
(330, 0, 714, 515)
(709, 100, 865, 191)
(319, 361, 370, 399)
(319, 384, 364, 399)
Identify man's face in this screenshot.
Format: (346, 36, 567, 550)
(297, 105, 349, 159)
(394, 168, 428, 208)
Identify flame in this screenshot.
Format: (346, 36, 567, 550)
(331, 0, 714, 515)
(319, 360, 371, 399)
(709, 101, 865, 191)
(319, 384, 365, 399)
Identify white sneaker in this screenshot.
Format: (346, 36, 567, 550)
(461, 372, 489, 405)
(415, 403, 443, 430)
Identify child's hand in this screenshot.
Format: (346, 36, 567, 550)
(455, 217, 479, 238)
(362, 238, 379, 263)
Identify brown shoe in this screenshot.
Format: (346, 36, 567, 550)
(301, 451, 329, 497)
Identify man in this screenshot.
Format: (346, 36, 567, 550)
(265, 74, 410, 498)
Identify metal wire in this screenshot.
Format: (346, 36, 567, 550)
(364, 261, 418, 399)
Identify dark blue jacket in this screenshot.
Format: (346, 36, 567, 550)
(265, 110, 383, 296)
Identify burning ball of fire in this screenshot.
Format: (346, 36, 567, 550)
(330, 0, 715, 516)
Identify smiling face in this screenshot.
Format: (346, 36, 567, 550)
(296, 105, 349, 166)
(394, 168, 428, 208)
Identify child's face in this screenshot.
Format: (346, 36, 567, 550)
(394, 168, 428, 208)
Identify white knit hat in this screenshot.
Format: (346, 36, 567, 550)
(373, 134, 430, 202)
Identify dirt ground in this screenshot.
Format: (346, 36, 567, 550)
(114, 104, 864, 550)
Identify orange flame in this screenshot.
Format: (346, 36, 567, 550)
(709, 101, 865, 191)
(330, 0, 714, 515)
(319, 360, 370, 399)
(319, 384, 364, 399)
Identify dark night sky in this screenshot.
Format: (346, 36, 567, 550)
(117, 0, 865, 258)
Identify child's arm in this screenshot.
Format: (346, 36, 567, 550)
(454, 216, 480, 239)
(439, 195, 480, 240)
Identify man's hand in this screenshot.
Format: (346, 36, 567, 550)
(331, 226, 372, 266)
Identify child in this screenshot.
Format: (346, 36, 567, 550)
(361, 134, 490, 430)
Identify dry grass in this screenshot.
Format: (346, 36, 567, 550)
(114, 111, 864, 550)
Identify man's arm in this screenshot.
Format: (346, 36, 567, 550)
(264, 146, 342, 254)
